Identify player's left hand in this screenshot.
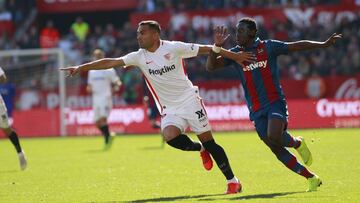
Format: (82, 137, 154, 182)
(60, 66, 80, 77)
(324, 33, 342, 47)
(234, 51, 257, 68)
(214, 25, 230, 47)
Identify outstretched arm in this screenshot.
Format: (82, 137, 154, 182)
(60, 58, 125, 77)
(287, 33, 342, 52)
(198, 45, 212, 55)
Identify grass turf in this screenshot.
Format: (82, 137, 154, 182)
(0, 128, 359, 202)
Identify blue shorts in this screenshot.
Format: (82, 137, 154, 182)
(250, 99, 289, 139)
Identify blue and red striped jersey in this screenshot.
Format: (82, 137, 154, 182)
(224, 38, 289, 113)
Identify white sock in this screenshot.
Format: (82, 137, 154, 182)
(227, 176, 239, 184)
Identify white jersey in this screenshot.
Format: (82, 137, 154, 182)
(121, 40, 200, 114)
(87, 68, 119, 99)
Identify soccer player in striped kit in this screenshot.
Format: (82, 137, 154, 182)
(206, 17, 342, 192)
(61, 20, 254, 194)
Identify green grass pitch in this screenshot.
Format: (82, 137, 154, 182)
(0, 128, 359, 202)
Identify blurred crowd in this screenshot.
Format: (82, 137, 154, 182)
(0, 0, 36, 49)
(137, 0, 341, 12)
(0, 0, 359, 106)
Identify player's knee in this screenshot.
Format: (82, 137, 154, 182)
(267, 133, 282, 146)
(162, 126, 181, 142)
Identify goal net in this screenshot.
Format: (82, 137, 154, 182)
(0, 48, 66, 137)
(0, 48, 160, 138)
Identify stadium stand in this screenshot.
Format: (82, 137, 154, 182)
(2, 1, 359, 84)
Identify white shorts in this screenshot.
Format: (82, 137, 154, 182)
(0, 97, 10, 128)
(92, 97, 112, 121)
(161, 95, 211, 135)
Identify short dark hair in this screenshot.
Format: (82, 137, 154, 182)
(139, 20, 161, 33)
(238, 18, 257, 31)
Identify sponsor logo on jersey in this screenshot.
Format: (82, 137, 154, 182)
(164, 53, 171, 60)
(243, 60, 267, 71)
(148, 64, 176, 75)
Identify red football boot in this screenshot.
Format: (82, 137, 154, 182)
(200, 150, 213, 171)
(226, 181, 242, 194)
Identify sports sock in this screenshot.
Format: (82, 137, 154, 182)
(277, 148, 314, 178)
(227, 176, 239, 184)
(203, 140, 234, 180)
(99, 125, 110, 143)
(282, 131, 301, 148)
(167, 134, 201, 151)
(8, 131, 22, 153)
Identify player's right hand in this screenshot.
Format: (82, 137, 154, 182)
(324, 33, 342, 47)
(60, 66, 80, 77)
(214, 25, 230, 47)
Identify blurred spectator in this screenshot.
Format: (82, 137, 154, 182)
(40, 20, 60, 48)
(121, 67, 142, 104)
(0, 3, 14, 37)
(0, 4, 11, 21)
(71, 16, 90, 42)
(97, 23, 116, 53)
(137, 0, 156, 12)
(18, 26, 39, 49)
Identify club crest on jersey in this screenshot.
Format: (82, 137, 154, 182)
(243, 60, 268, 71)
(257, 48, 264, 54)
(149, 64, 176, 75)
(164, 53, 171, 60)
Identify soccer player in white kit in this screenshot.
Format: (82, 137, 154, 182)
(61, 20, 254, 194)
(0, 67, 27, 170)
(87, 49, 122, 149)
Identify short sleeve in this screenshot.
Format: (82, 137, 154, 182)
(266, 39, 289, 56)
(121, 51, 141, 67)
(172, 41, 199, 58)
